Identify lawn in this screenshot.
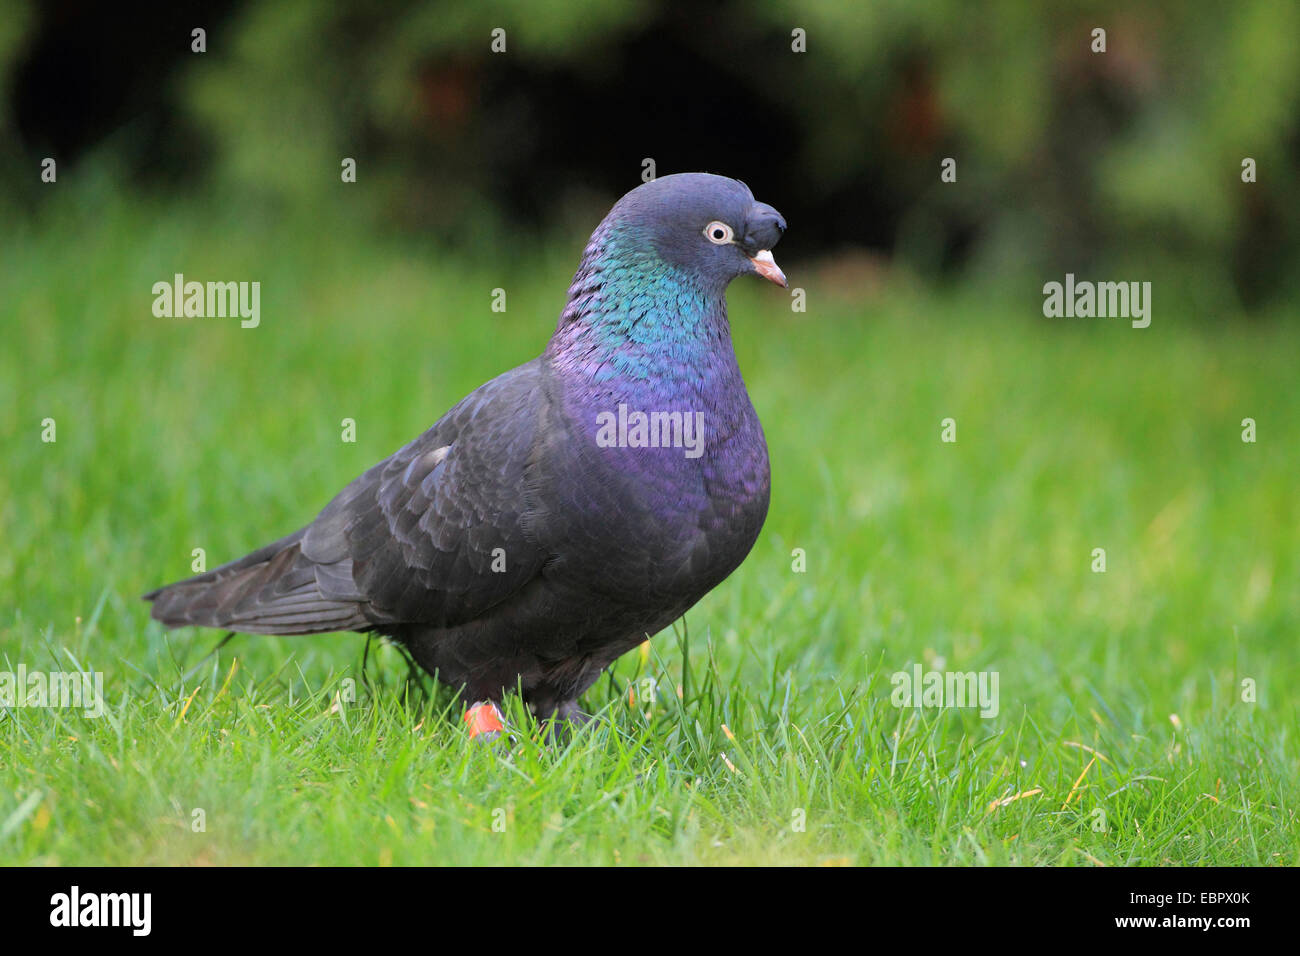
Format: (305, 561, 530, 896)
(1, 191, 1296, 865)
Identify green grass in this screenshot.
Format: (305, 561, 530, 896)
(1, 192, 1297, 865)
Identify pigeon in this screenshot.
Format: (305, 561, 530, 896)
(145, 172, 787, 728)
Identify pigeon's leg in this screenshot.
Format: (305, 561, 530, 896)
(463, 700, 506, 741)
(531, 699, 591, 741)
(552, 700, 590, 725)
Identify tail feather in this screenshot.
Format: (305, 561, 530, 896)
(144, 529, 372, 635)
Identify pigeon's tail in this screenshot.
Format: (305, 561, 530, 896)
(143, 529, 371, 636)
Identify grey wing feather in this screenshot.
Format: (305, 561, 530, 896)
(146, 360, 549, 635)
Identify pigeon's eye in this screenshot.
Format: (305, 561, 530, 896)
(704, 221, 734, 244)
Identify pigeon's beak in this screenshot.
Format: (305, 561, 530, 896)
(749, 250, 787, 288)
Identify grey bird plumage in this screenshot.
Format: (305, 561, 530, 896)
(145, 173, 788, 721)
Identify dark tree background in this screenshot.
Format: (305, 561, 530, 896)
(4, 0, 1298, 310)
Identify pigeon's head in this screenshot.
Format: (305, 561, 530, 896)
(604, 172, 788, 292)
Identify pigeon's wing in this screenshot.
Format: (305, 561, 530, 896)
(146, 360, 551, 635)
(301, 359, 550, 629)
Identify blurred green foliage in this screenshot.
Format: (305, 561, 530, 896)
(2, 0, 1298, 311)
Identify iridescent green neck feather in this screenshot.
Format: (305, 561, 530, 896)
(547, 222, 732, 386)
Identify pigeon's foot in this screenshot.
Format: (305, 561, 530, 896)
(463, 700, 506, 742)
